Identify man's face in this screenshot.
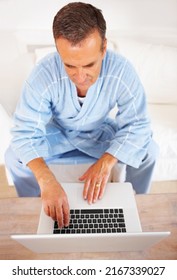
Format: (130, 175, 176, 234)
(55, 30, 107, 95)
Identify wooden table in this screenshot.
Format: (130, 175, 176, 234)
(0, 193, 177, 260)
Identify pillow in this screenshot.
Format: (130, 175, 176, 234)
(0, 31, 35, 116)
(0, 31, 27, 63)
(0, 52, 35, 116)
(112, 38, 177, 105)
(107, 39, 118, 52)
(35, 46, 56, 62)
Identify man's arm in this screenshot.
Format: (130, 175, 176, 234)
(27, 158, 70, 228)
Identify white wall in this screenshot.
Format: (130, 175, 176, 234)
(0, 0, 177, 33)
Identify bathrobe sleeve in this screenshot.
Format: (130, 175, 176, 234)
(105, 59, 152, 168)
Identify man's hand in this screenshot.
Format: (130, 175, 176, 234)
(27, 157, 70, 228)
(39, 175, 70, 228)
(79, 153, 117, 204)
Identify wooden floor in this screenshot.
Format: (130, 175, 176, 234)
(0, 165, 17, 198)
(0, 164, 177, 198)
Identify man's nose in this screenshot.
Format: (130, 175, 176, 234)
(75, 68, 86, 83)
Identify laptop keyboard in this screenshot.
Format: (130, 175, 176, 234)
(53, 208, 126, 234)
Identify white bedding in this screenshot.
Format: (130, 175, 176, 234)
(148, 104, 177, 180)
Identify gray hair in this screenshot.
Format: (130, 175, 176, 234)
(53, 2, 106, 49)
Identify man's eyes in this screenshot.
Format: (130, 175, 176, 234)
(65, 65, 74, 69)
(65, 64, 95, 69)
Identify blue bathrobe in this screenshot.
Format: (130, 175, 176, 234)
(11, 50, 152, 168)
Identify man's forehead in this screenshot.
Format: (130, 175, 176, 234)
(56, 30, 102, 53)
(56, 32, 103, 67)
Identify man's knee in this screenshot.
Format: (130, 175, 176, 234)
(142, 139, 159, 167)
(4, 146, 14, 168)
(111, 163, 126, 182)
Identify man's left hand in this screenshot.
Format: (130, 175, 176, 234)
(79, 153, 117, 204)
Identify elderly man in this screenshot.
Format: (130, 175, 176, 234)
(5, 2, 158, 228)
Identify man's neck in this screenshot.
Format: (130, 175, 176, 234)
(77, 88, 87, 97)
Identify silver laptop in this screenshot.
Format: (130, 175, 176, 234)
(11, 182, 170, 253)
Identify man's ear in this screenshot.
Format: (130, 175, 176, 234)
(102, 38, 107, 56)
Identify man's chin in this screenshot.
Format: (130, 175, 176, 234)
(75, 83, 92, 92)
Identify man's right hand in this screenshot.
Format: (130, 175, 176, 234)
(40, 176, 70, 228)
(27, 157, 70, 228)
